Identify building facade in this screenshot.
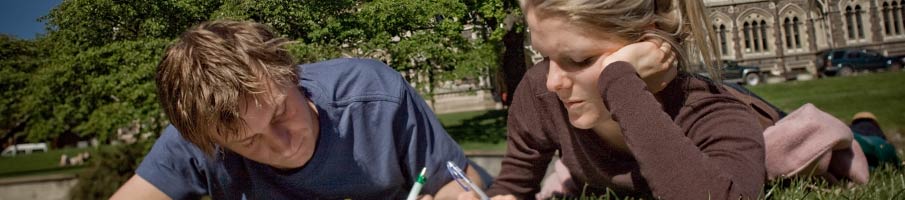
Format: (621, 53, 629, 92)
(706, 0, 905, 76)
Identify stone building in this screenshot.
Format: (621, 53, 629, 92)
(705, 0, 905, 76)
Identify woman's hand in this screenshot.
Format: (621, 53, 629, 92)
(456, 193, 516, 200)
(601, 38, 678, 93)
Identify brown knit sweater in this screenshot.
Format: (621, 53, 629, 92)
(486, 61, 770, 199)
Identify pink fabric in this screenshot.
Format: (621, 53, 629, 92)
(763, 103, 869, 184)
(537, 160, 576, 199)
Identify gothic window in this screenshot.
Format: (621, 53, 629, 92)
(901, 0, 905, 32)
(856, 6, 865, 39)
(717, 24, 728, 54)
(752, 22, 761, 51)
(784, 18, 793, 48)
(846, 5, 866, 39)
(894, 2, 902, 34)
(793, 17, 801, 48)
(743, 22, 751, 52)
(760, 20, 769, 51)
(846, 6, 855, 39)
(884, 2, 892, 35)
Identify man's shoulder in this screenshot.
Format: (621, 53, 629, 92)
(300, 58, 407, 103)
(149, 125, 209, 160)
(300, 58, 401, 81)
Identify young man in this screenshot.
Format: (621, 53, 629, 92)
(111, 20, 482, 199)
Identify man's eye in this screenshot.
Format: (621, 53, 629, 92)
(574, 58, 592, 66)
(242, 136, 257, 147)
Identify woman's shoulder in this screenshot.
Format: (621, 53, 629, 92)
(662, 73, 742, 106)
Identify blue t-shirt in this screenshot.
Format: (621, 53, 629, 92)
(136, 58, 468, 199)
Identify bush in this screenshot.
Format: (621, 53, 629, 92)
(69, 140, 154, 200)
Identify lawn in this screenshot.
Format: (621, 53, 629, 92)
(438, 71, 905, 199)
(0, 147, 97, 178)
(441, 71, 905, 152)
(748, 72, 905, 149)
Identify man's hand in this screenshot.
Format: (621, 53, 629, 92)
(601, 38, 678, 93)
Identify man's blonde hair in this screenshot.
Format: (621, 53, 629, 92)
(156, 20, 297, 155)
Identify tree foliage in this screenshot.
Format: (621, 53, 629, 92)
(19, 39, 171, 143)
(3, 0, 523, 151)
(1, 0, 529, 197)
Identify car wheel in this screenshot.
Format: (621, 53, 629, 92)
(839, 66, 854, 76)
(890, 63, 902, 72)
(744, 73, 761, 86)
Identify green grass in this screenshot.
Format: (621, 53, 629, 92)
(439, 109, 508, 151)
(443, 72, 905, 153)
(0, 147, 98, 178)
(748, 72, 905, 134)
(445, 72, 905, 198)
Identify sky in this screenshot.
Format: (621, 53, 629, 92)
(0, 0, 63, 40)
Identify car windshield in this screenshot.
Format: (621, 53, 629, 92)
(831, 51, 845, 58)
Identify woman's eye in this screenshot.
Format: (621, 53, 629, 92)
(570, 57, 595, 67)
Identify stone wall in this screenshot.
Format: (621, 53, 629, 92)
(0, 174, 77, 200)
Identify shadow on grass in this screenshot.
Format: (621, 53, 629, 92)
(445, 109, 508, 144)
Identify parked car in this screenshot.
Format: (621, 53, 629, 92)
(720, 60, 763, 86)
(816, 49, 903, 77)
(1, 143, 48, 157)
(694, 60, 763, 85)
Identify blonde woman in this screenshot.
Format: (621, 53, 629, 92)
(483, 0, 775, 199)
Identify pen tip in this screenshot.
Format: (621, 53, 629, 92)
(419, 167, 427, 176)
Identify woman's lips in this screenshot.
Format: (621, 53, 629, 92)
(565, 100, 585, 109)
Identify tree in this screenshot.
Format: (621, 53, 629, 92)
(18, 39, 170, 143)
(462, 0, 527, 106)
(41, 0, 221, 50)
(0, 35, 45, 143)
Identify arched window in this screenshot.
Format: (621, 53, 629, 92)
(718, 24, 728, 54)
(760, 20, 769, 51)
(856, 5, 865, 39)
(884, 2, 892, 35)
(793, 17, 801, 48)
(901, 0, 905, 31)
(894, 2, 902, 34)
(784, 18, 793, 48)
(743, 22, 751, 52)
(846, 6, 855, 39)
(752, 21, 761, 51)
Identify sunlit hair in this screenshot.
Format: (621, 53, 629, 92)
(156, 20, 297, 156)
(522, 0, 722, 81)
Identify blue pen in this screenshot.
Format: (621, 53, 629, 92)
(446, 161, 489, 200)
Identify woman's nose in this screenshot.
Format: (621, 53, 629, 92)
(546, 62, 571, 92)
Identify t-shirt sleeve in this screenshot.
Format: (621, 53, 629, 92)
(135, 125, 210, 199)
(394, 79, 469, 195)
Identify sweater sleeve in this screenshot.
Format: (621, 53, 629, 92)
(598, 62, 766, 199)
(486, 72, 557, 199)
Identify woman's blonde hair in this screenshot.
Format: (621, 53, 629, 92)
(156, 20, 297, 156)
(523, 0, 721, 80)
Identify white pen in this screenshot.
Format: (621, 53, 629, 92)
(406, 167, 428, 200)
